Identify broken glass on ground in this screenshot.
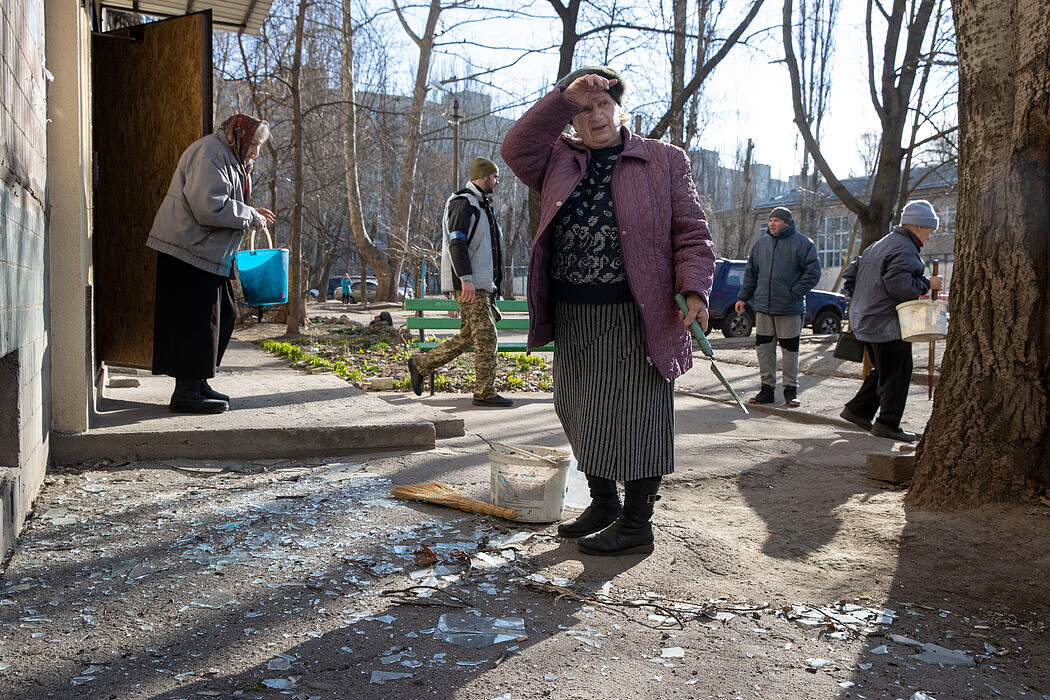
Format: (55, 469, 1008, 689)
(909, 643, 975, 666)
(370, 671, 414, 684)
(435, 613, 527, 648)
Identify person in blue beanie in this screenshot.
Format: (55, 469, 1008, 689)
(839, 200, 944, 442)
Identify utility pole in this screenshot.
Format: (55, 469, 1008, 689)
(450, 97, 462, 191)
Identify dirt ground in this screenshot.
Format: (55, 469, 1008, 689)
(1, 302, 1047, 699)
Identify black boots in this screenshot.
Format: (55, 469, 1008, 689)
(557, 475, 622, 538)
(199, 380, 230, 402)
(748, 384, 775, 404)
(578, 477, 661, 556)
(169, 378, 228, 414)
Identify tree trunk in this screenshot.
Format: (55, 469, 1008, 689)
(285, 0, 308, 335)
(669, 0, 686, 148)
(340, 0, 398, 298)
(910, 0, 1050, 506)
(387, 0, 443, 303)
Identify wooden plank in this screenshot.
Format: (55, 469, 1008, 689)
(93, 12, 212, 367)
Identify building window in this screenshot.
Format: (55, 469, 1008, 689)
(816, 215, 854, 268)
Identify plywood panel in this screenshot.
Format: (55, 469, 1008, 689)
(92, 12, 212, 367)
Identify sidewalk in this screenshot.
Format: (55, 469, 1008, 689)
(51, 335, 465, 465)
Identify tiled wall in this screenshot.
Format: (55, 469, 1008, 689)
(0, 0, 50, 553)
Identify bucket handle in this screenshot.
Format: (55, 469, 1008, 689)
(248, 227, 273, 252)
(475, 433, 561, 466)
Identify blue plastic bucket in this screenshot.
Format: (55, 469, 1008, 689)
(235, 229, 289, 306)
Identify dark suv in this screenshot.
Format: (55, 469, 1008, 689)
(706, 258, 847, 338)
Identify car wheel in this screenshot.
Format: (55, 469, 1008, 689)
(812, 310, 842, 335)
(722, 310, 754, 338)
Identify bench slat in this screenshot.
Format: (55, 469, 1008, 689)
(417, 342, 553, 353)
(407, 317, 531, 331)
(405, 298, 528, 312)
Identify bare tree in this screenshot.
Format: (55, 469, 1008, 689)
(647, 0, 765, 140)
(284, 0, 310, 334)
(793, 0, 838, 238)
(909, 0, 1050, 506)
(732, 138, 755, 258)
(340, 0, 410, 302)
(782, 0, 941, 248)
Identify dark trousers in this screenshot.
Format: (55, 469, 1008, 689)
(152, 252, 236, 380)
(845, 339, 913, 429)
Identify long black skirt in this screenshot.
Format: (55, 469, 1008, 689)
(552, 300, 675, 481)
(152, 252, 236, 379)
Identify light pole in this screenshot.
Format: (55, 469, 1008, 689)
(449, 97, 462, 191)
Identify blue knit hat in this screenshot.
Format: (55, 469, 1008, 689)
(900, 200, 939, 229)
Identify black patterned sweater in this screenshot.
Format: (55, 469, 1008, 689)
(550, 144, 633, 304)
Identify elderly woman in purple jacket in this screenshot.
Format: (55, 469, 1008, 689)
(501, 67, 715, 556)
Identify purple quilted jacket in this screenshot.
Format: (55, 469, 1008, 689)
(501, 88, 715, 380)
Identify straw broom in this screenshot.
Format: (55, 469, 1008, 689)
(390, 482, 517, 520)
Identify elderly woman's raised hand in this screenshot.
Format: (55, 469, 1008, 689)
(563, 73, 619, 108)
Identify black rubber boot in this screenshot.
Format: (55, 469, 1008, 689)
(169, 378, 228, 414)
(199, 379, 230, 403)
(578, 477, 661, 556)
(557, 475, 622, 538)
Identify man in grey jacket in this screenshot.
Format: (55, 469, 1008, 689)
(406, 157, 512, 407)
(736, 207, 821, 407)
(839, 200, 943, 442)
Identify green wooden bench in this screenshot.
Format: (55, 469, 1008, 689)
(404, 297, 553, 394)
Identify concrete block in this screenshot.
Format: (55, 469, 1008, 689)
(866, 452, 915, 483)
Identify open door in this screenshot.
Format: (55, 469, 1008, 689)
(92, 11, 212, 368)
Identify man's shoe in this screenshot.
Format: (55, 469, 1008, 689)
(747, 384, 775, 404)
(871, 422, 917, 442)
(200, 380, 230, 403)
(472, 394, 513, 407)
(783, 385, 800, 407)
(170, 379, 228, 414)
(407, 357, 424, 396)
(839, 407, 873, 431)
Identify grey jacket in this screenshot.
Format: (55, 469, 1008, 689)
(841, 227, 931, 342)
(146, 131, 258, 276)
(439, 182, 503, 293)
(738, 224, 821, 315)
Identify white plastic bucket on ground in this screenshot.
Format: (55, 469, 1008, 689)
(895, 299, 949, 342)
(489, 443, 573, 522)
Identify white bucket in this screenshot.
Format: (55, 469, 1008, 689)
(489, 443, 573, 522)
(896, 299, 949, 342)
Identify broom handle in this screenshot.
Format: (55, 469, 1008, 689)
(475, 434, 560, 466)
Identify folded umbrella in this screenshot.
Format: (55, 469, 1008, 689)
(675, 294, 749, 414)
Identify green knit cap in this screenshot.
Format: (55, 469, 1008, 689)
(556, 66, 626, 105)
(469, 157, 498, 180)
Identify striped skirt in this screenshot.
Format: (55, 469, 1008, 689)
(552, 300, 675, 481)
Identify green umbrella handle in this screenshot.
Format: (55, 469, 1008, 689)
(675, 293, 714, 358)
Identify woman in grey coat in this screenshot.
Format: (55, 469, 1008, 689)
(147, 114, 275, 414)
(839, 200, 943, 442)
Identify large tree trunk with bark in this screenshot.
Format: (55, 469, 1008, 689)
(909, 0, 1050, 507)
